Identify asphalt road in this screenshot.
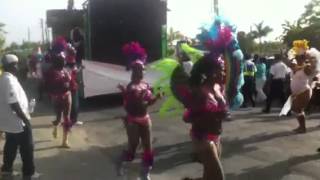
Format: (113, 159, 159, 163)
(2, 79, 320, 180)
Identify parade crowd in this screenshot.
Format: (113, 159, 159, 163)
(0, 22, 320, 180)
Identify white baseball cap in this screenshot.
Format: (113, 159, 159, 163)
(1, 54, 19, 66)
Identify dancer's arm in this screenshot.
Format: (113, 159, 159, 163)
(146, 92, 163, 106)
(117, 84, 127, 93)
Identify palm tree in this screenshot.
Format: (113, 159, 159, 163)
(281, 20, 302, 41)
(237, 31, 257, 54)
(251, 21, 273, 52)
(282, 20, 301, 33)
(0, 23, 6, 52)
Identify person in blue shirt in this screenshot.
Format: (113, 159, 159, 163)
(255, 56, 267, 102)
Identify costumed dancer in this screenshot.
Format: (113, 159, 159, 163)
(45, 37, 72, 148)
(280, 40, 320, 133)
(28, 47, 43, 79)
(28, 54, 37, 78)
(183, 17, 243, 180)
(149, 42, 204, 117)
(117, 42, 162, 180)
(182, 55, 227, 180)
(34, 47, 44, 101)
(65, 43, 82, 125)
(152, 17, 244, 180)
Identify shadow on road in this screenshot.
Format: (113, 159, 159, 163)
(153, 141, 193, 174)
(226, 153, 320, 180)
(223, 131, 291, 159)
(222, 125, 320, 160)
(80, 94, 123, 112)
(33, 146, 121, 180)
(97, 140, 194, 174)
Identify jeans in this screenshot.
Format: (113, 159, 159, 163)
(255, 78, 267, 102)
(71, 90, 79, 124)
(265, 79, 286, 112)
(1, 121, 35, 177)
(242, 76, 256, 107)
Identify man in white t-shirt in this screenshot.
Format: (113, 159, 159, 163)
(0, 54, 37, 179)
(263, 54, 290, 113)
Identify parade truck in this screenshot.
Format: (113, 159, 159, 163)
(46, 0, 167, 98)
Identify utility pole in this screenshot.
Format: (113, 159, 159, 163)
(214, 0, 219, 16)
(45, 26, 49, 44)
(68, 0, 74, 11)
(27, 27, 31, 42)
(40, 18, 45, 45)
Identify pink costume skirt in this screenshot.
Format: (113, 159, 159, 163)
(191, 130, 220, 145)
(50, 92, 70, 112)
(127, 114, 151, 126)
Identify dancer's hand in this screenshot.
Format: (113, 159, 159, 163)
(156, 92, 164, 99)
(117, 84, 126, 92)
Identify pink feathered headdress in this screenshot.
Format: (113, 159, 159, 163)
(122, 41, 147, 68)
(52, 36, 67, 54)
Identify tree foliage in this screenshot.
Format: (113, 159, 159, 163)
(251, 21, 273, 52)
(237, 31, 257, 55)
(4, 41, 41, 67)
(282, 0, 320, 49)
(0, 23, 6, 34)
(259, 42, 286, 56)
(298, 0, 320, 26)
(237, 31, 284, 56)
(0, 22, 6, 54)
(5, 41, 39, 52)
(251, 22, 273, 41)
(237, 19, 284, 56)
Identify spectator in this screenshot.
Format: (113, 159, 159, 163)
(0, 54, 38, 179)
(241, 54, 257, 108)
(255, 56, 267, 102)
(70, 27, 85, 66)
(263, 54, 290, 113)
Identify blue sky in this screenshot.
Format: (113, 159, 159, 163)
(0, 0, 310, 45)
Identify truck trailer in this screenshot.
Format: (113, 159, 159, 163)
(46, 0, 167, 98)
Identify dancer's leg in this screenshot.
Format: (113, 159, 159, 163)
(140, 121, 153, 180)
(117, 122, 140, 176)
(61, 93, 72, 148)
(192, 139, 224, 180)
(292, 90, 311, 133)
